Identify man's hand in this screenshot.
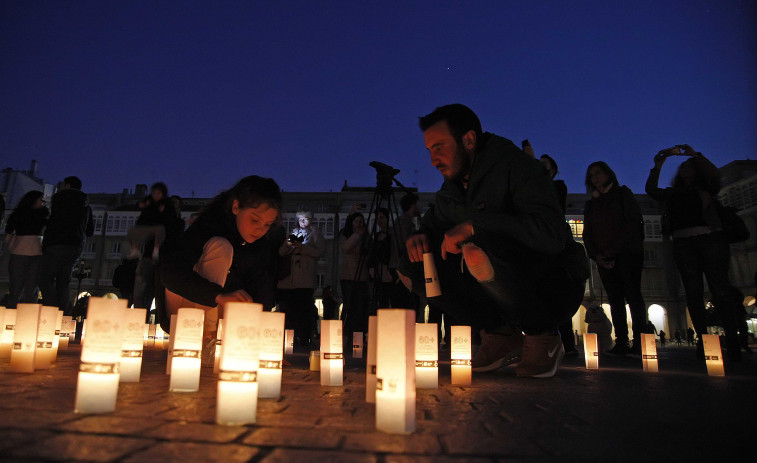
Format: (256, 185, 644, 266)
(215, 289, 253, 305)
(406, 234, 430, 263)
(441, 221, 474, 260)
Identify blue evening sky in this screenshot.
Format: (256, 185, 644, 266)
(1, 0, 755, 200)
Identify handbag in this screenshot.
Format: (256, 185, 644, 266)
(715, 201, 750, 244)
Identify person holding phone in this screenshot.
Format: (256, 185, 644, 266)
(583, 161, 647, 356)
(646, 144, 742, 360)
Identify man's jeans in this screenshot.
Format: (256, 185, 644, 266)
(39, 245, 82, 315)
(596, 252, 647, 344)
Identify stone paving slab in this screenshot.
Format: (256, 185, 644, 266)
(0, 343, 754, 462)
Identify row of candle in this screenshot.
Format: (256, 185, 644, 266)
(1, 298, 727, 436)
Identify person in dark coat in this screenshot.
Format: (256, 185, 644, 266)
(161, 175, 281, 342)
(38, 176, 93, 315)
(583, 161, 647, 356)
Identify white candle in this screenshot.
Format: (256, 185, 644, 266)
(423, 253, 441, 298)
(415, 323, 438, 389)
(169, 308, 205, 392)
(583, 333, 599, 369)
(309, 350, 320, 371)
(34, 306, 58, 370)
(0, 308, 16, 358)
(702, 334, 725, 377)
(120, 309, 147, 383)
(376, 309, 416, 434)
(641, 333, 658, 373)
(74, 297, 128, 414)
(51, 309, 63, 362)
(365, 315, 377, 403)
(10, 304, 41, 373)
(320, 320, 343, 386)
(258, 312, 285, 399)
(216, 302, 262, 425)
(353, 332, 363, 358)
(59, 316, 72, 350)
(450, 326, 471, 386)
(284, 329, 294, 354)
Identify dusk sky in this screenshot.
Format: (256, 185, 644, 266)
(2, 1, 755, 202)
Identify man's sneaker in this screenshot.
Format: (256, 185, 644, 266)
(515, 333, 564, 378)
(472, 329, 524, 372)
(461, 243, 495, 282)
(606, 341, 631, 356)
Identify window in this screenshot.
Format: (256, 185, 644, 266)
(643, 248, 657, 266)
(111, 242, 121, 254)
(85, 240, 96, 253)
(93, 213, 104, 233)
(567, 219, 583, 241)
(643, 216, 663, 241)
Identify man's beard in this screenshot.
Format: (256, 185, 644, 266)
(443, 144, 472, 183)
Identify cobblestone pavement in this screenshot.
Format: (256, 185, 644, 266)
(0, 342, 754, 462)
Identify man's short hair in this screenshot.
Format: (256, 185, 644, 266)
(400, 193, 419, 213)
(64, 176, 82, 190)
(418, 104, 483, 147)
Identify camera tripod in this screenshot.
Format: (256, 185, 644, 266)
(351, 162, 414, 316)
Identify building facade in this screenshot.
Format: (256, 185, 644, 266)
(2, 163, 756, 341)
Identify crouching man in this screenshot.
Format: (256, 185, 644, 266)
(399, 104, 588, 378)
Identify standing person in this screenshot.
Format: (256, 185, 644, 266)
(161, 175, 280, 345)
(370, 207, 397, 308)
(399, 104, 588, 378)
(646, 145, 742, 360)
(686, 327, 695, 346)
(339, 211, 371, 344)
(39, 176, 94, 315)
(583, 161, 647, 356)
(3, 191, 49, 307)
(540, 154, 576, 355)
(277, 211, 324, 347)
(321, 285, 339, 320)
(130, 182, 177, 311)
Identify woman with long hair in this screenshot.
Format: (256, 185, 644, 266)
(583, 161, 647, 356)
(4, 190, 49, 307)
(161, 175, 281, 341)
(646, 144, 741, 360)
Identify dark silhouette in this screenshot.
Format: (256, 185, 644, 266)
(38, 176, 94, 315)
(583, 161, 647, 356)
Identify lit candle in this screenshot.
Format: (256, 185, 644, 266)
(70, 319, 77, 343)
(309, 350, 320, 371)
(0, 308, 17, 359)
(583, 333, 599, 369)
(81, 319, 87, 344)
(320, 320, 343, 386)
(120, 308, 147, 383)
(155, 324, 166, 349)
(148, 324, 157, 347)
(423, 253, 441, 298)
(376, 309, 416, 434)
(415, 323, 438, 389)
(365, 315, 377, 403)
(450, 326, 471, 386)
(51, 310, 63, 363)
(702, 334, 725, 377)
(353, 332, 363, 358)
(34, 306, 59, 370)
(216, 302, 262, 425)
(284, 329, 294, 354)
(10, 304, 40, 373)
(142, 324, 149, 346)
(258, 312, 285, 399)
(641, 333, 658, 373)
(169, 308, 205, 392)
(59, 316, 72, 350)
(74, 297, 127, 414)
(166, 314, 177, 375)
